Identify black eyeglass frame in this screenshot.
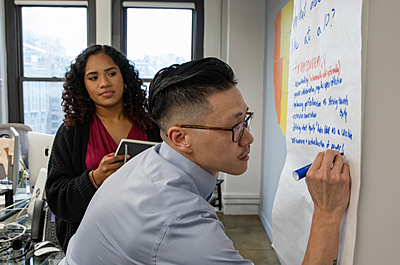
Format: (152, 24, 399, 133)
(175, 112, 254, 143)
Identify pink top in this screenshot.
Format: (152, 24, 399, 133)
(85, 114, 148, 170)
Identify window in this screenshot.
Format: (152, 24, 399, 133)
(113, 0, 204, 88)
(126, 7, 192, 79)
(5, 0, 95, 134)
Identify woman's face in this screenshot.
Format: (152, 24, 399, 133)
(84, 52, 125, 110)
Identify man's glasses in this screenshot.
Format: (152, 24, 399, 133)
(176, 112, 254, 143)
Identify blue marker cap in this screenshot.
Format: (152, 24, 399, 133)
(293, 163, 312, 181)
(293, 152, 344, 181)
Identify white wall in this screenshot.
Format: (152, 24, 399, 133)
(203, 0, 220, 58)
(354, 0, 400, 263)
(205, 0, 266, 215)
(96, 0, 112, 45)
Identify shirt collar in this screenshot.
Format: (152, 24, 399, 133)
(157, 142, 217, 200)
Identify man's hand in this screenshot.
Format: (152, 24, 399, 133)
(302, 149, 351, 265)
(306, 150, 351, 220)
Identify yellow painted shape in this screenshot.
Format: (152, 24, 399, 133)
(279, 0, 293, 136)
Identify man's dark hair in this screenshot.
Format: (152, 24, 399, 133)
(148, 57, 238, 132)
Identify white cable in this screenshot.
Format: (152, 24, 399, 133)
(15, 199, 31, 221)
(0, 196, 31, 213)
(0, 223, 27, 243)
(15, 189, 39, 220)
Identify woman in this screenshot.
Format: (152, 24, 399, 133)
(45, 45, 162, 253)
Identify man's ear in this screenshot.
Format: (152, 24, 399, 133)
(166, 126, 193, 154)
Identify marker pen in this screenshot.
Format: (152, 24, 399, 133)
(293, 152, 344, 181)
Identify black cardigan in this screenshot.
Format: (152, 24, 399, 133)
(45, 122, 162, 253)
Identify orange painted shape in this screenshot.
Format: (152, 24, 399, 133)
(274, 58, 283, 124)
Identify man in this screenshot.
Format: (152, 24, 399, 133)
(60, 57, 350, 264)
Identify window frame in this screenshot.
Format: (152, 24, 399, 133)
(4, 0, 96, 123)
(112, 0, 204, 83)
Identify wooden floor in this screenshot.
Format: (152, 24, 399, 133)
(217, 212, 281, 265)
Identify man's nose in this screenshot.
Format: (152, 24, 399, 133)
(239, 127, 254, 146)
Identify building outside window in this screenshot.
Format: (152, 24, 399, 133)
(126, 6, 192, 80)
(21, 6, 88, 134)
(116, 0, 204, 89)
(4, 0, 95, 134)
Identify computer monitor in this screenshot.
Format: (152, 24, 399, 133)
(9, 127, 21, 196)
(27, 132, 54, 191)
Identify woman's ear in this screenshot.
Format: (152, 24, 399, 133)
(166, 126, 193, 154)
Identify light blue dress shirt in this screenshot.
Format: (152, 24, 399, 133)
(60, 142, 253, 265)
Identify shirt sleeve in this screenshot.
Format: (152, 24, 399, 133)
(155, 210, 254, 265)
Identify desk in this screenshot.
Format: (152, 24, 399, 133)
(0, 250, 64, 265)
(0, 203, 64, 264)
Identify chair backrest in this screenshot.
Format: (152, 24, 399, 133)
(0, 123, 32, 169)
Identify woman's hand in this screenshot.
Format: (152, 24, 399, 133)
(91, 153, 128, 186)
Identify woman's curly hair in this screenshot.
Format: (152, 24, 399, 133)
(62, 44, 152, 131)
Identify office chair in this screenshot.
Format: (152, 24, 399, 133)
(0, 123, 32, 169)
